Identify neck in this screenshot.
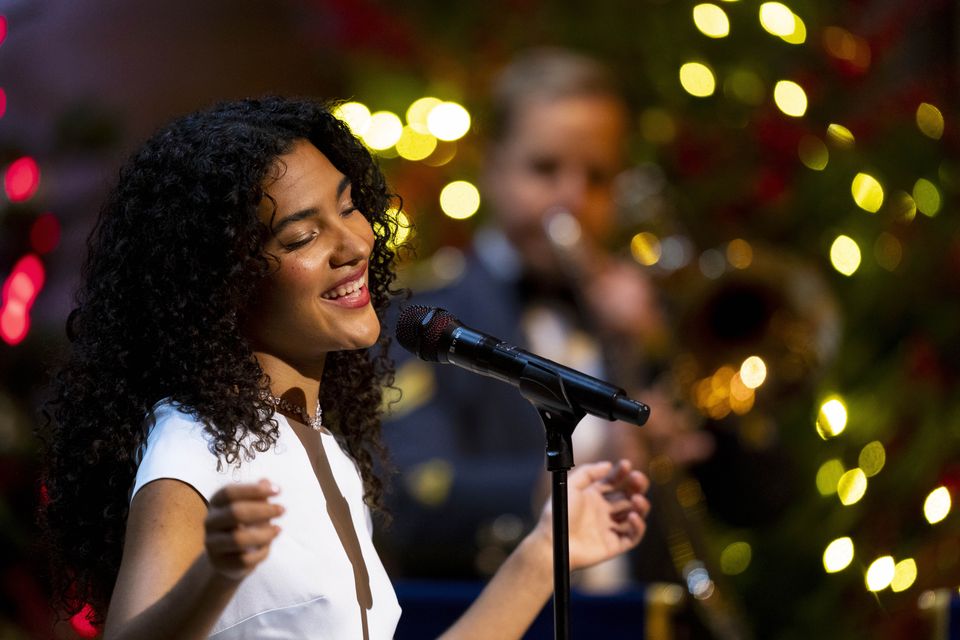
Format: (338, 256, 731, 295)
(254, 350, 325, 419)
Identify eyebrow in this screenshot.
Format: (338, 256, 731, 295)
(271, 176, 353, 235)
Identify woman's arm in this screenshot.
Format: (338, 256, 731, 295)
(103, 479, 283, 640)
(440, 460, 650, 640)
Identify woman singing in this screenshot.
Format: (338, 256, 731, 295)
(39, 97, 650, 639)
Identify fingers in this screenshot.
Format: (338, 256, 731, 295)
(205, 479, 284, 581)
(569, 461, 614, 489)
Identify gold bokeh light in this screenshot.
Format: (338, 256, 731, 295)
(679, 62, 717, 98)
(851, 172, 884, 213)
(913, 179, 941, 217)
(816, 459, 845, 496)
(439, 180, 481, 220)
(837, 468, 867, 506)
(739, 356, 767, 389)
(866, 556, 895, 591)
(924, 486, 951, 524)
(830, 235, 861, 277)
(427, 102, 471, 141)
(406, 97, 442, 134)
(363, 111, 403, 150)
(816, 396, 847, 439)
(396, 126, 438, 161)
(916, 102, 944, 140)
(773, 80, 807, 117)
(858, 441, 886, 477)
(823, 537, 854, 573)
(631, 232, 662, 266)
(759, 2, 795, 36)
(890, 559, 917, 593)
(827, 123, 855, 147)
(693, 3, 730, 38)
(333, 101, 372, 136)
(726, 238, 753, 269)
(798, 135, 829, 170)
(720, 541, 752, 575)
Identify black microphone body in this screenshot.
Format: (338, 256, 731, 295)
(396, 306, 650, 426)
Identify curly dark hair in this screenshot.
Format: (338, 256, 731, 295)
(37, 96, 402, 625)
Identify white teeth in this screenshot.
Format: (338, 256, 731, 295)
(321, 273, 366, 300)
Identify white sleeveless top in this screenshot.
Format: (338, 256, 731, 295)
(131, 401, 401, 639)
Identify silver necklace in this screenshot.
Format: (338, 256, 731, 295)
(262, 392, 323, 431)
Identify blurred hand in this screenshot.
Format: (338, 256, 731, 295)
(581, 259, 666, 345)
(534, 460, 650, 570)
(610, 385, 715, 471)
(204, 479, 284, 581)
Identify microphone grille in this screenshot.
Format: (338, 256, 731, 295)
(396, 305, 457, 362)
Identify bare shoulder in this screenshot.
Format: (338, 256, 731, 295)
(105, 479, 208, 629)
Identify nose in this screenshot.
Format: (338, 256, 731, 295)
(329, 217, 372, 268)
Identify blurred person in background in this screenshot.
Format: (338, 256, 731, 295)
(383, 48, 712, 589)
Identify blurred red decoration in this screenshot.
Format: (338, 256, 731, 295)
(30, 213, 61, 254)
(0, 87, 6, 118)
(69, 604, 99, 639)
(0, 15, 7, 48)
(4, 156, 40, 202)
(0, 254, 44, 346)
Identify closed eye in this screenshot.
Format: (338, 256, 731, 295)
(282, 232, 317, 250)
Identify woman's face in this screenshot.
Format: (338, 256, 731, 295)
(244, 139, 380, 367)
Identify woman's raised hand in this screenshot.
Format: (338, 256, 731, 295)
(536, 460, 651, 570)
(204, 479, 284, 581)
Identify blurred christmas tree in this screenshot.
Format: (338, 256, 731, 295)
(320, 0, 958, 637)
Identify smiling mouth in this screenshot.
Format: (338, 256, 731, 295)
(321, 272, 367, 300)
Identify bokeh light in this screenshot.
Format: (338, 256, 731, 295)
(874, 233, 902, 271)
(69, 604, 99, 639)
(631, 232, 662, 266)
(739, 356, 767, 389)
(427, 102, 471, 141)
(858, 441, 886, 477)
(759, 2, 795, 37)
(773, 80, 807, 117)
(816, 396, 847, 439)
(4, 156, 40, 202)
(916, 103, 944, 140)
(363, 111, 403, 150)
(837, 468, 867, 505)
(1, 254, 45, 346)
(830, 235, 861, 276)
(924, 486, 951, 524)
(0, 15, 6, 48)
(439, 180, 480, 219)
(724, 69, 765, 105)
(823, 26, 871, 71)
(30, 212, 61, 254)
(0, 87, 6, 119)
(781, 14, 806, 44)
(406, 97, 442, 134)
(719, 541, 752, 575)
(386, 208, 412, 249)
(816, 459, 845, 496)
(726, 238, 753, 269)
(679, 62, 716, 98)
(851, 172, 884, 213)
(865, 556, 895, 591)
(693, 4, 730, 38)
(396, 127, 438, 161)
(798, 135, 828, 170)
(892, 191, 917, 222)
(913, 179, 941, 216)
(827, 123, 855, 147)
(639, 108, 677, 144)
(823, 537, 854, 573)
(332, 101, 372, 136)
(890, 559, 917, 593)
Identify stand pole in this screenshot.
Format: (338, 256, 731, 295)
(536, 407, 582, 640)
(551, 468, 570, 640)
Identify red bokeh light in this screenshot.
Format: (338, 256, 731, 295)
(70, 604, 100, 639)
(0, 254, 44, 346)
(30, 213, 61, 254)
(4, 156, 40, 202)
(0, 16, 7, 48)
(0, 88, 6, 119)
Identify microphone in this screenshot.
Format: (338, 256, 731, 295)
(395, 305, 650, 426)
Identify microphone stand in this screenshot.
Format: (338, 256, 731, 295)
(517, 360, 587, 640)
